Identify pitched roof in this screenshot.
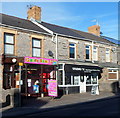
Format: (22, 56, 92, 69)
(41, 21, 84, 39)
(0, 13, 49, 34)
(0, 13, 116, 45)
(101, 36, 119, 45)
(40, 21, 114, 45)
(71, 29, 115, 44)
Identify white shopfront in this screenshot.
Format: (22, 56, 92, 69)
(58, 64, 101, 95)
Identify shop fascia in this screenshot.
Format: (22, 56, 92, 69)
(72, 67, 100, 73)
(24, 56, 58, 65)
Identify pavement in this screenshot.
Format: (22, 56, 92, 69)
(1, 91, 120, 117)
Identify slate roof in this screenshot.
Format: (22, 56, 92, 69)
(0, 13, 49, 34)
(40, 21, 115, 45)
(71, 29, 115, 44)
(0, 13, 116, 45)
(101, 36, 120, 45)
(41, 21, 84, 39)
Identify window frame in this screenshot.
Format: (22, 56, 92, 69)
(4, 33, 15, 55)
(108, 68, 119, 80)
(32, 38, 41, 57)
(85, 45, 91, 60)
(93, 46, 98, 61)
(58, 63, 65, 86)
(69, 43, 76, 59)
(106, 48, 110, 62)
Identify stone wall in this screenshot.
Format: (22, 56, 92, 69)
(16, 32, 31, 57)
(57, 36, 69, 60)
(0, 28, 3, 100)
(44, 35, 56, 59)
(99, 68, 119, 92)
(98, 47, 106, 63)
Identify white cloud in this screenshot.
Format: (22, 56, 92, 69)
(96, 12, 118, 19)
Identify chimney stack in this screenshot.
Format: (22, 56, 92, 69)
(27, 6, 41, 21)
(88, 25, 100, 36)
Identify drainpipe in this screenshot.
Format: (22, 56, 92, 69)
(55, 34, 58, 60)
(92, 41, 94, 63)
(55, 34, 58, 89)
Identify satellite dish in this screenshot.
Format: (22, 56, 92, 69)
(48, 51, 53, 57)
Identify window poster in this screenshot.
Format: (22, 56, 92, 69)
(48, 80, 58, 97)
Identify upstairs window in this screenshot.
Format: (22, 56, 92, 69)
(32, 38, 41, 57)
(93, 46, 98, 61)
(85, 45, 91, 60)
(106, 48, 110, 62)
(69, 43, 76, 59)
(4, 33, 14, 55)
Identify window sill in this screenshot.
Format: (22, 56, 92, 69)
(108, 79, 118, 81)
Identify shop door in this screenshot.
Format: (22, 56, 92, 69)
(79, 75, 86, 93)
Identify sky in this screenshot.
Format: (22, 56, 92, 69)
(0, 2, 118, 40)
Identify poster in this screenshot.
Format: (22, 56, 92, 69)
(33, 85, 39, 93)
(91, 85, 99, 95)
(48, 80, 58, 97)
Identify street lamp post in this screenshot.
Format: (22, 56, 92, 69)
(18, 62, 23, 107)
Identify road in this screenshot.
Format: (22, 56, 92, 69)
(21, 96, 120, 117)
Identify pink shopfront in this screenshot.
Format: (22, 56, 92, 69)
(20, 56, 58, 97)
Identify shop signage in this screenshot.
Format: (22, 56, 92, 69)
(24, 56, 58, 65)
(72, 67, 100, 72)
(91, 85, 99, 95)
(48, 80, 58, 97)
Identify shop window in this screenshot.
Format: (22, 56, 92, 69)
(73, 76, 79, 85)
(93, 46, 98, 61)
(86, 73, 98, 85)
(58, 64, 64, 85)
(86, 75, 91, 84)
(65, 74, 79, 85)
(106, 48, 110, 62)
(69, 43, 76, 59)
(58, 70, 63, 85)
(32, 38, 41, 57)
(4, 33, 14, 55)
(85, 45, 91, 60)
(108, 68, 118, 80)
(3, 64, 16, 89)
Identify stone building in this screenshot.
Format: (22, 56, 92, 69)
(0, 6, 119, 106)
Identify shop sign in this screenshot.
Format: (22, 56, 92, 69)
(48, 80, 58, 97)
(91, 85, 99, 95)
(24, 56, 58, 65)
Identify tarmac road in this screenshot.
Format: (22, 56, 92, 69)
(22, 96, 120, 117)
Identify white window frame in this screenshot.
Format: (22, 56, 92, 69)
(32, 38, 41, 57)
(85, 45, 91, 61)
(93, 46, 98, 61)
(58, 63, 65, 86)
(4, 33, 14, 55)
(106, 48, 110, 62)
(69, 43, 76, 59)
(108, 68, 119, 80)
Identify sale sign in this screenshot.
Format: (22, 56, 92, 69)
(48, 80, 58, 97)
